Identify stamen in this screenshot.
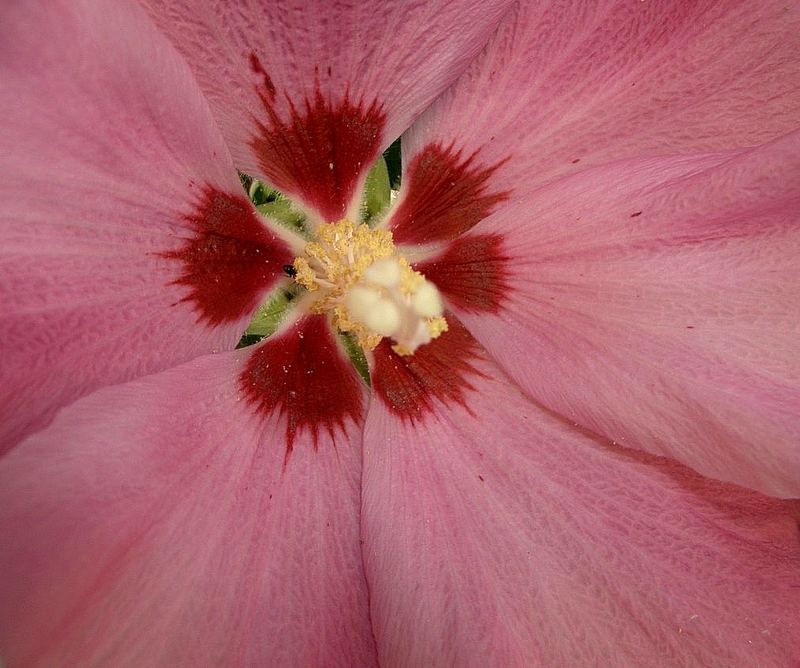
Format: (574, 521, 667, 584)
(291, 219, 447, 354)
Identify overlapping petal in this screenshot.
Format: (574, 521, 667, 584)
(362, 342, 800, 665)
(434, 131, 800, 496)
(0, 0, 289, 452)
(0, 348, 375, 666)
(396, 0, 800, 207)
(142, 0, 513, 221)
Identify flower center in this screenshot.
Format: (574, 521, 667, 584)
(292, 219, 447, 355)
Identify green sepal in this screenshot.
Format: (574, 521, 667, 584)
(244, 284, 302, 338)
(248, 178, 280, 206)
(338, 331, 371, 387)
(257, 200, 310, 238)
(361, 155, 391, 226)
(236, 333, 266, 350)
(383, 137, 402, 189)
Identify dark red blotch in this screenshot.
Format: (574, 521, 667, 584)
(241, 315, 365, 455)
(249, 53, 385, 222)
(417, 234, 510, 314)
(249, 52, 276, 100)
(390, 143, 510, 245)
(164, 186, 292, 326)
(372, 318, 485, 420)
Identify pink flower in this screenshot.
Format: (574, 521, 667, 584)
(2, 0, 799, 664)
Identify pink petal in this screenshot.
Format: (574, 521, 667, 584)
(0, 0, 290, 451)
(241, 315, 366, 454)
(389, 143, 510, 245)
(363, 341, 800, 665)
(445, 132, 800, 497)
(416, 233, 510, 313)
(142, 0, 513, 221)
(163, 186, 293, 327)
(0, 349, 375, 666)
(371, 317, 486, 420)
(399, 0, 800, 206)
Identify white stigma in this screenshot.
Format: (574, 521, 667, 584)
(362, 297, 401, 337)
(410, 281, 442, 318)
(363, 257, 401, 288)
(346, 286, 401, 337)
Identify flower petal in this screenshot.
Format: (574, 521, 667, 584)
(396, 0, 800, 215)
(0, 348, 375, 666)
(363, 339, 800, 665)
(241, 314, 367, 455)
(142, 0, 513, 221)
(0, 0, 291, 452)
(444, 132, 800, 497)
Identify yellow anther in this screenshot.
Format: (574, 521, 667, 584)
(391, 343, 413, 356)
(292, 257, 318, 291)
(397, 258, 425, 295)
(427, 317, 449, 338)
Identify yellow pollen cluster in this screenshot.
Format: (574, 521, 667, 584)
(291, 219, 447, 354)
(293, 219, 394, 295)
